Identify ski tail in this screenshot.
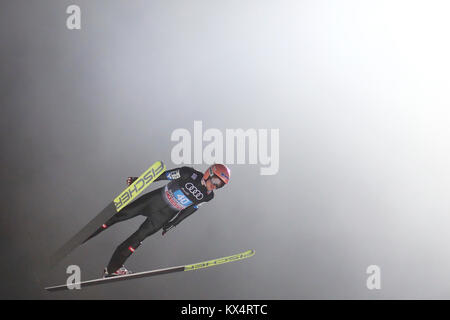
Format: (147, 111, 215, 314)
(49, 161, 166, 268)
(45, 249, 255, 291)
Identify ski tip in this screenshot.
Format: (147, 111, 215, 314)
(184, 249, 256, 272)
(244, 249, 256, 259)
(240, 249, 255, 257)
(153, 160, 166, 172)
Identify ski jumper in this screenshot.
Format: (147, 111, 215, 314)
(85, 166, 214, 273)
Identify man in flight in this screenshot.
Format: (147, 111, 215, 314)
(83, 164, 231, 277)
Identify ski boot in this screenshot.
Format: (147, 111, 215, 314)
(103, 266, 132, 278)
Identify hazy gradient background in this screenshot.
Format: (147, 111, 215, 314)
(2, 0, 450, 299)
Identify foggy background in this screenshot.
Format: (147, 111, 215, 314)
(1, 0, 450, 299)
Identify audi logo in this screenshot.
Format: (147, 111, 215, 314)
(184, 183, 204, 200)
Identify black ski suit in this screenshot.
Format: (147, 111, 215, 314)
(85, 166, 214, 273)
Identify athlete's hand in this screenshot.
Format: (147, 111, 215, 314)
(162, 224, 174, 236)
(126, 177, 138, 186)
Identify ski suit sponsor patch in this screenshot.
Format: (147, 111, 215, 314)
(163, 185, 192, 210)
(166, 170, 181, 180)
(183, 183, 204, 200)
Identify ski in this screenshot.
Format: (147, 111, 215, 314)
(49, 160, 166, 268)
(45, 249, 255, 291)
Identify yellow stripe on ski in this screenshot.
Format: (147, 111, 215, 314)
(184, 249, 255, 271)
(113, 161, 166, 212)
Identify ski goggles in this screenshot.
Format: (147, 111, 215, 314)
(210, 176, 225, 188)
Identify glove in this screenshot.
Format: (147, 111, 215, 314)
(162, 224, 175, 236)
(126, 177, 138, 186)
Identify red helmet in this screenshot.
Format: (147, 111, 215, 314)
(203, 164, 231, 186)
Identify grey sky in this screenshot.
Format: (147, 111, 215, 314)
(1, 0, 450, 299)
